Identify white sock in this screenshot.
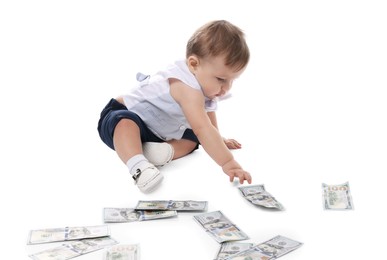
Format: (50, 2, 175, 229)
(126, 154, 148, 174)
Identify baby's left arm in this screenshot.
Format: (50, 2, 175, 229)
(207, 111, 242, 150)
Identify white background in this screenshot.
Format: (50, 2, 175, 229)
(1, 0, 387, 259)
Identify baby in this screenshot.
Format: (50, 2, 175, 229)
(98, 20, 252, 192)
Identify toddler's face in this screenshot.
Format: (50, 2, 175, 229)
(189, 55, 244, 100)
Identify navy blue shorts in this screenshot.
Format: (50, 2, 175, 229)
(97, 98, 199, 150)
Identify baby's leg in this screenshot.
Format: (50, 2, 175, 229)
(113, 119, 143, 163)
(167, 139, 198, 159)
(113, 119, 163, 193)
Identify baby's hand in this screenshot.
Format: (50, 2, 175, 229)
(223, 138, 242, 149)
(222, 159, 252, 184)
(226, 168, 252, 184)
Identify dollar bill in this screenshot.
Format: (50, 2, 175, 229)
(239, 184, 266, 195)
(104, 244, 140, 260)
(238, 185, 284, 210)
(29, 237, 118, 260)
(214, 242, 254, 260)
(256, 235, 303, 258)
(27, 225, 110, 244)
(193, 211, 249, 243)
(104, 208, 177, 222)
(135, 200, 207, 211)
(225, 247, 272, 260)
(225, 235, 303, 260)
(322, 182, 354, 210)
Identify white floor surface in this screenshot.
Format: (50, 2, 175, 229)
(1, 1, 386, 259)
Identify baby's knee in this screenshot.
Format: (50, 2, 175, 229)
(116, 118, 138, 131)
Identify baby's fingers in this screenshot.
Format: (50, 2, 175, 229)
(225, 139, 241, 149)
(236, 171, 252, 184)
(244, 172, 252, 184)
(228, 170, 252, 184)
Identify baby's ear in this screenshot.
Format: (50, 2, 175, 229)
(187, 55, 199, 70)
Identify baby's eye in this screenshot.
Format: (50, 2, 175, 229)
(216, 77, 226, 82)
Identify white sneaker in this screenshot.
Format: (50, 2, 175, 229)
(131, 161, 163, 193)
(142, 142, 174, 167)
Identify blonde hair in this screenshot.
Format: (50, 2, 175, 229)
(186, 20, 250, 71)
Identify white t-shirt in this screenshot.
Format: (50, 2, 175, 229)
(123, 60, 218, 141)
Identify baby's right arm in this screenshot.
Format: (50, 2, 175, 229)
(169, 79, 252, 184)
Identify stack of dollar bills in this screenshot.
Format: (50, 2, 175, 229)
(238, 184, 284, 210)
(134, 200, 208, 211)
(27, 225, 117, 260)
(27, 200, 208, 259)
(193, 211, 249, 243)
(104, 200, 208, 223)
(214, 242, 254, 260)
(322, 182, 354, 210)
(103, 244, 140, 260)
(215, 235, 303, 260)
(104, 208, 178, 223)
(193, 211, 302, 259)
